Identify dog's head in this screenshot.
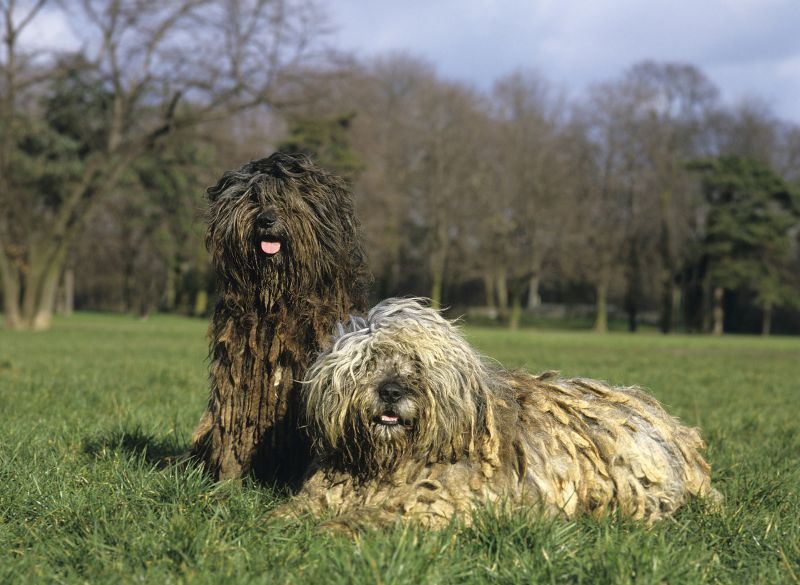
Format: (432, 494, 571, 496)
(205, 153, 369, 306)
(303, 298, 495, 474)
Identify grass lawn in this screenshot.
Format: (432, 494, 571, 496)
(1, 313, 798, 584)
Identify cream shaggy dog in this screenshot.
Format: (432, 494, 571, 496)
(275, 298, 719, 529)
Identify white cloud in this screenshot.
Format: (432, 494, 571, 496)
(17, 5, 80, 53)
(329, 0, 800, 122)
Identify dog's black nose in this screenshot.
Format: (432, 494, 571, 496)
(257, 210, 277, 228)
(379, 382, 404, 403)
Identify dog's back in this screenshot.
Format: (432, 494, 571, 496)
(512, 371, 719, 522)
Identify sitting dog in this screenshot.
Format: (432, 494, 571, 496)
(189, 153, 370, 485)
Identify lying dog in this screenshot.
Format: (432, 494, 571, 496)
(276, 298, 720, 529)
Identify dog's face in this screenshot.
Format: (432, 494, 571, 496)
(353, 355, 421, 444)
(303, 299, 490, 473)
(205, 154, 364, 301)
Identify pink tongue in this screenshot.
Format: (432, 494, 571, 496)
(380, 414, 398, 424)
(260, 240, 281, 255)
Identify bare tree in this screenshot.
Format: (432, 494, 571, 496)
(0, 0, 327, 329)
(623, 62, 719, 332)
(574, 63, 718, 333)
(574, 84, 636, 332)
(487, 71, 574, 328)
(0, 0, 50, 328)
(411, 82, 489, 307)
(333, 55, 432, 298)
(334, 55, 490, 307)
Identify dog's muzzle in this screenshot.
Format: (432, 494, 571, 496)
(254, 211, 284, 256)
(374, 382, 414, 428)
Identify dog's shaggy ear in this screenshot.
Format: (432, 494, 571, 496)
(205, 169, 242, 203)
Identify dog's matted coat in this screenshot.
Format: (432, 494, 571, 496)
(190, 153, 370, 485)
(279, 298, 718, 528)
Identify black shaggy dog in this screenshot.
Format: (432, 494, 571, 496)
(190, 153, 370, 485)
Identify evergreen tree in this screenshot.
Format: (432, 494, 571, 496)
(277, 113, 363, 179)
(689, 156, 800, 334)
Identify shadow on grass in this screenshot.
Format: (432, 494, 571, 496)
(83, 425, 189, 468)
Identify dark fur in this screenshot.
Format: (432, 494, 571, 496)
(190, 153, 370, 485)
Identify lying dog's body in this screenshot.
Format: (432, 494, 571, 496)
(277, 298, 719, 528)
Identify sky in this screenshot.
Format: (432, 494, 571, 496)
(327, 0, 800, 123)
(17, 0, 800, 123)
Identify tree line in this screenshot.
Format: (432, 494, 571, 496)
(2, 0, 799, 334)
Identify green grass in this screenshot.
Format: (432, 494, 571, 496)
(1, 313, 798, 584)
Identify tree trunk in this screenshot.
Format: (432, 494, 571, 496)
(761, 301, 772, 336)
(4, 155, 135, 330)
(21, 245, 45, 320)
(658, 189, 675, 334)
(526, 274, 541, 310)
(625, 296, 637, 333)
(429, 223, 448, 310)
(624, 242, 641, 333)
(594, 281, 608, 333)
(496, 269, 508, 318)
(711, 286, 724, 336)
(31, 260, 62, 330)
(163, 264, 177, 312)
(430, 273, 443, 310)
(6, 241, 70, 331)
(483, 271, 496, 309)
(193, 289, 208, 317)
(56, 269, 75, 316)
(509, 288, 522, 331)
(122, 247, 136, 313)
(0, 252, 22, 329)
(671, 284, 680, 332)
(701, 272, 712, 333)
(658, 274, 673, 334)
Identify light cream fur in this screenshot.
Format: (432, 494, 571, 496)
(275, 298, 719, 529)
